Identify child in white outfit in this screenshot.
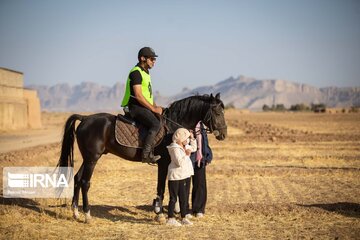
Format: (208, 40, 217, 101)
(166, 128, 197, 226)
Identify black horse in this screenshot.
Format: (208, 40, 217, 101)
(57, 93, 227, 223)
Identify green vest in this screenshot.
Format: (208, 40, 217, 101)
(121, 66, 154, 107)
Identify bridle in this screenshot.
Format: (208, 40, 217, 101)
(203, 103, 227, 134)
(163, 102, 227, 135)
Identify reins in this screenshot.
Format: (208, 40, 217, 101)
(162, 114, 202, 135)
(162, 115, 186, 129)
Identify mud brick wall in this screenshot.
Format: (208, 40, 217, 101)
(23, 89, 42, 128)
(0, 99, 28, 130)
(0, 68, 23, 88)
(0, 68, 42, 131)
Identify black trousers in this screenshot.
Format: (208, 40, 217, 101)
(168, 179, 187, 218)
(128, 104, 160, 146)
(191, 166, 207, 214)
(185, 177, 191, 214)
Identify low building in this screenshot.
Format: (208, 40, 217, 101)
(0, 67, 42, 131)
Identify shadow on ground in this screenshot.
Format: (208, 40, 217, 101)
(298, 202, 360, 218)
(90, 204, 156, 224)
(0, 196, 68, 219)
(0, 197, 157, 224)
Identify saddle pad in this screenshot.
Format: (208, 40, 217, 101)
(115, 119, 166, 149)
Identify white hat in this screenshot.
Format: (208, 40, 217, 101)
(172, 128, 190, 143)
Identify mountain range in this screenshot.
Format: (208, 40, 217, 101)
(27, 75, 360, 111)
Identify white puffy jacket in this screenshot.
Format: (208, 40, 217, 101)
(167, 139, 197, 181)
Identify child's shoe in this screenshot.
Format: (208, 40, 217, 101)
(195, 213, 204, 218)
(181, 218, 193, 225)
(185, 213, 193, 219)
(166, 218, 181, 226)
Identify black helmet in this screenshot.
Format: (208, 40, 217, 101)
(138, 47, 158, 58)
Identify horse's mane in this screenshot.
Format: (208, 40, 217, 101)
(166, 94, 217, 122)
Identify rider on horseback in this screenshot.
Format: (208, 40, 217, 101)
(121, 47, 163, 164)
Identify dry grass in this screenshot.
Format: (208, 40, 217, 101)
(0, 110, 359, 239)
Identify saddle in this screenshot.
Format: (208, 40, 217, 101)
(115, 113, 166, 149)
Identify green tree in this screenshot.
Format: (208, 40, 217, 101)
(311, 103, 326, 112)
(262, 104, 271, 112)
(274, 104, 286, 112)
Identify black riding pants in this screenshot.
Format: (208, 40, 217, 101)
(184, 177, 191, 214)
(128, 104, 160, 147)
(168, 179, 187, 218)
(192, 166, 207, 214)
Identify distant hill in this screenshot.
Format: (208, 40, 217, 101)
(27, 76, 360, 111)
(27, 82, 125, 111)
(27, 82, 168, 112)
(170, 76, 360, 109)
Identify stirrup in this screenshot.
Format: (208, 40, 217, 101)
(147, 155, 161, 166)
(142, 155, 160, 164)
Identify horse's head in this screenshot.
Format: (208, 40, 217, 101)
(203, 93, 227, 140)
(166, 93, 227, 140)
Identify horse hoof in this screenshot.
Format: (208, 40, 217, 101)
(85, 211, 92, 224)
(73, 213, 80, 220)
(85, 217, 92, 224)
(73, 208, 80, 220)
(155, 213, 166, 224)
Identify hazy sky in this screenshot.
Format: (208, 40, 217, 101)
(1, 0, 359, 95)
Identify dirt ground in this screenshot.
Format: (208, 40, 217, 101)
(0, 110, 359, 239)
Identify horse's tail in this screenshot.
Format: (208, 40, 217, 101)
(57, 114, 85, 168)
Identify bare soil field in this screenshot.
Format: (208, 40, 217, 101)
(0, 110, 359, 239)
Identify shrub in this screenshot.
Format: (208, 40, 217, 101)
(350, 106, 359, 113)
(311, 103, 326, 113)
(274, 104, 286, 112)
(290, 103, 310, 112)
(262, 104, 271, 112)
(225, 102, 235, 109)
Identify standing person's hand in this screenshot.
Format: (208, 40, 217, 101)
(189, 131, 194, 139)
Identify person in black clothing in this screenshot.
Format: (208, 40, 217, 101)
(187, 122, 212, 217)
(121, 47, 163, 163)
(191, 166, 207, 217)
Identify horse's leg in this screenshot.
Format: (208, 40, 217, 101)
(155, 158, 169, 214)
(80, 159, 99, 223)
(72, 163, 84, 220)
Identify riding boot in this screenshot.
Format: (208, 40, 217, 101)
(149, 149, 161, 162)
(142, 143, 161, 163)
(142, 130, 161, 163)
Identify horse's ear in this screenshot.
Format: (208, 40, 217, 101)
(215, 92, 221, 100)
(210, 93, 214, 99)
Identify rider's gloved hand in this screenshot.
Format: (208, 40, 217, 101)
(153, 106, 163, 115)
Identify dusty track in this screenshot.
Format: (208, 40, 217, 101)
(0, 111, 359, 239)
